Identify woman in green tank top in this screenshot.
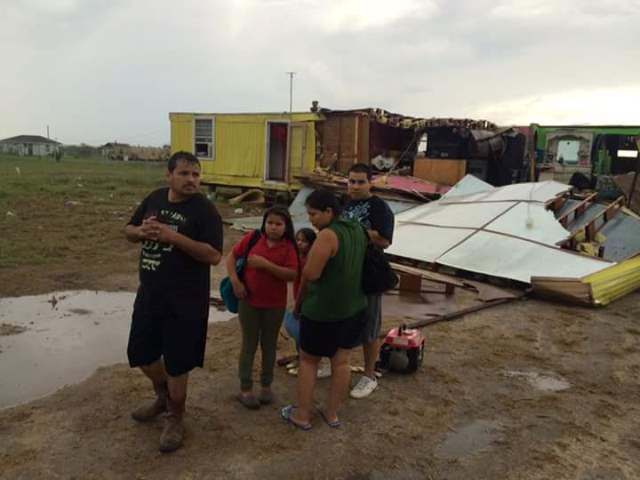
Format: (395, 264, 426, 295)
(281, 189, 367, 430)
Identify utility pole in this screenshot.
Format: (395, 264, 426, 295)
(47, 125, 50, 139)
(286, 71, 296, 113)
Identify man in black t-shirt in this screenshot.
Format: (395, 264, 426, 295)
(342, 163, 394, 400)
(125, 151, 223, 453)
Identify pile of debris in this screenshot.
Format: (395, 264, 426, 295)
(223, 171, 640, 306)
(386, 175, 640, 306)
(296, 168, 449, 203)
(318, 107, 498, 131)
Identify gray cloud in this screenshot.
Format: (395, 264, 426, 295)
(1, 0, 638, 145)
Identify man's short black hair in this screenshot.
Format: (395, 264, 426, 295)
(168, 151, 200, 172)
(348, 163, 372, 180)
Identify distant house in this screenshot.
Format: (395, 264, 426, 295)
(100, 142, 131, 160)
(100, 142, 169, 161)
(0, 135, 61, 156)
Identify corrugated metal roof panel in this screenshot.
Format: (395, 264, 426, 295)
(438, 231, 609, 283)
(388, 178, 611, 284)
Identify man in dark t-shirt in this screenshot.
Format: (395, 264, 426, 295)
(342, 163, 394, 400)
(125, 151, 223, 453)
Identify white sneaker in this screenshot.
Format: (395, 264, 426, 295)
(317, 360, 332, 379)
(350, 375, 378, 399)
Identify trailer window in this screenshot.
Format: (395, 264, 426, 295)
(194, 117, 214, 159)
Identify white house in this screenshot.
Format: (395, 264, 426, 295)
(0, 135, 62, 156)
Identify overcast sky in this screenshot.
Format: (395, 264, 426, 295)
(2, 0, 639, 146)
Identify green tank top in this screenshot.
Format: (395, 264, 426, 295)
(301, 219, 367, 322)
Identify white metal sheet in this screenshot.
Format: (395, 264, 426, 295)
(441, 174, 494, 200)
(440, 181, 570, 204)
(397, 201, 514, 229)
(485, 203, 571, 245)
(386, 224, 473, 263)
(438, 231, 612, 283)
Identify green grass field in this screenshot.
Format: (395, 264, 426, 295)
(0, 155, 167, 294)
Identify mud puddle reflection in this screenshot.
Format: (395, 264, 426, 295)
(504, 370, 571, 392)
(436, 419, 505, 460)
(0, 290, 235, 409)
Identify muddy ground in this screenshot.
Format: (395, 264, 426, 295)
(2, 258, 640, 479)
(1, 158, 640, 479)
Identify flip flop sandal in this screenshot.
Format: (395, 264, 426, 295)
(280, 405, 312, 431)
(318, 409, 342, 429)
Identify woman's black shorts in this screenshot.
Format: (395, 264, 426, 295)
(299, 310, 366, 358)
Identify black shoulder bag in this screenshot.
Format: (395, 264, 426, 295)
(360, 226, 399, 295)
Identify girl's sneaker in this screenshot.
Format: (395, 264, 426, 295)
(350, 375, 378, 398)
(317, 358, 332, 379)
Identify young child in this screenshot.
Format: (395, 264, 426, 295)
(226, 207, 299, 409)
(284, 228, 316, 353)
(285, 228, 330, 379)
(293, 228, 316, 300)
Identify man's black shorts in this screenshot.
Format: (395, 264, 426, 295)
(299, 310, 366, 358)
(127, 286, 209, 376)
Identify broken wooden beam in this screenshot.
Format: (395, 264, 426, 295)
(590, 196, 625, 239)
(557, 192, 597, 227)
(390, 262, 466, 288)
(377, 297, 517, 338)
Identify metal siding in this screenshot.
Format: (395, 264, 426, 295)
(303, 122, 316, 174)
(288, 123, 305, 181)
(213, 117, 265, 178)
(170, 113, 193, 154)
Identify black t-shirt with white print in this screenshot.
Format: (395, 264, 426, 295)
(343, 194, 394, 244)
(128, 188, 223, 295)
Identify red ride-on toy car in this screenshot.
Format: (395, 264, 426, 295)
(377, 324, 425, 374)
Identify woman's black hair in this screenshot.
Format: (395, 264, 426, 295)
(261, 206, 300, 274)
(304, 189, 342, 217)
(296, 227, 317, 246)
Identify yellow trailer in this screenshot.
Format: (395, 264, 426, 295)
(169, 112, 320, 192)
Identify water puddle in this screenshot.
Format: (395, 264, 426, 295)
(436, 419, 504, 460)
(0, 290, 235, 409)
(504, 370, 571, 392)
